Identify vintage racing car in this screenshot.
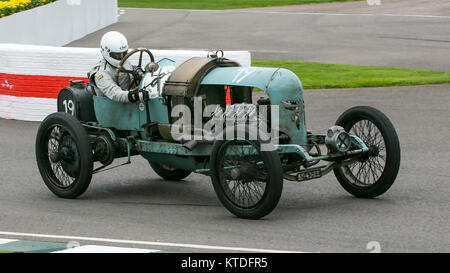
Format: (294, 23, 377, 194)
(35, 48, 401, 219)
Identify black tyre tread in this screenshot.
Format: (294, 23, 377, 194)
(210, 140, 283, 219)
(35, 112, 93, 198)
(334, 106, 401, 198)
(149, 162, 191, 181)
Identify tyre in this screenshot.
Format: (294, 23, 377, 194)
(210, 138, 283, 219)
(149, 162, 191, 181)
(35, 112, 93, 198)
(333, 106, 401, 198)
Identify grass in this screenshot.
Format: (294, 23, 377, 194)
(252, 59, 450, 89)
(118, 0, 361, 10)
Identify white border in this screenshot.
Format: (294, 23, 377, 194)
(0, 231, 304, 253)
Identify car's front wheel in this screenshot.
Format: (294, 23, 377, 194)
(333, 106, 401, 198)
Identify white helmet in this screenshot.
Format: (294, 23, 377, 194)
(100, 31, 129, 67)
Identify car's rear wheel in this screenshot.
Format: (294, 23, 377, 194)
(149, 162, 191, 181)
(36, 112, 93, 198)
(333, 106, 401, 198)
(210, 138, 283, 219)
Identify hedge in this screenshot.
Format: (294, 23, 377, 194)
(0, 0, 58, 18)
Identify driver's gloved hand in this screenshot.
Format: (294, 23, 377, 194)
(128, 90, 149, 103)
(132, 66, 145, 81)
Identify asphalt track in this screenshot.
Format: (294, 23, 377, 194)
(0, 84, 449, 252)
(242, 0, 450, 16)
(67, 2, 450, 71)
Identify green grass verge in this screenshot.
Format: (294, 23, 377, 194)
(118, 0, 361, 10)
(252, 59, 450, 89)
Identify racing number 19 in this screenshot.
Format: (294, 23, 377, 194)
(62, 100, 75, 116)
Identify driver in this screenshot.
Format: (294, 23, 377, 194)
(88, 31, 148, 103)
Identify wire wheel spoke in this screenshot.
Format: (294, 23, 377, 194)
(344, 119, 387, 187)
(45, 125, 79, 188)
(219, 141, 267, 208)
(51, 161, 75, 187)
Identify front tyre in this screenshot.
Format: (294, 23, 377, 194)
(210, 139, 283, 219)
(35, 112, 93, 198)
(334, 106, 401, 198)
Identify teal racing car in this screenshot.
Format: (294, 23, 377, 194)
(35, 48, 401, 219)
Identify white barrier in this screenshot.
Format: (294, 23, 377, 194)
(0, 43, 251, 121)
(0, 0, 118, 46)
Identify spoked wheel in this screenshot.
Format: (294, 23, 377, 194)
(334, 106, 400, 198)
(210, 139, 283, 219)
(149, 162, 191, 181)
(36, 113, 93, 198)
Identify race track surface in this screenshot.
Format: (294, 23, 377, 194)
(240, 0, 450, 17)
(67, 4, 450, 71)
(1, 85, 449, 252)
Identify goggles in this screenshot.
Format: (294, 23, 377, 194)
(110, 50, 128, 60)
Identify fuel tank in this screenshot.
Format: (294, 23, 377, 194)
(57, 80, 97, 122)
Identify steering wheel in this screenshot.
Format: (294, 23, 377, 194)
(114, 48, 155, 92)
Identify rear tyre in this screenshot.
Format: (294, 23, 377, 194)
(333, 106, 401, 198)
(149, 162, 191, 181)
(35, 112, 93, 198)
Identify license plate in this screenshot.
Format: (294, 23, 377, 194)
(297, 168, 322, 181)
